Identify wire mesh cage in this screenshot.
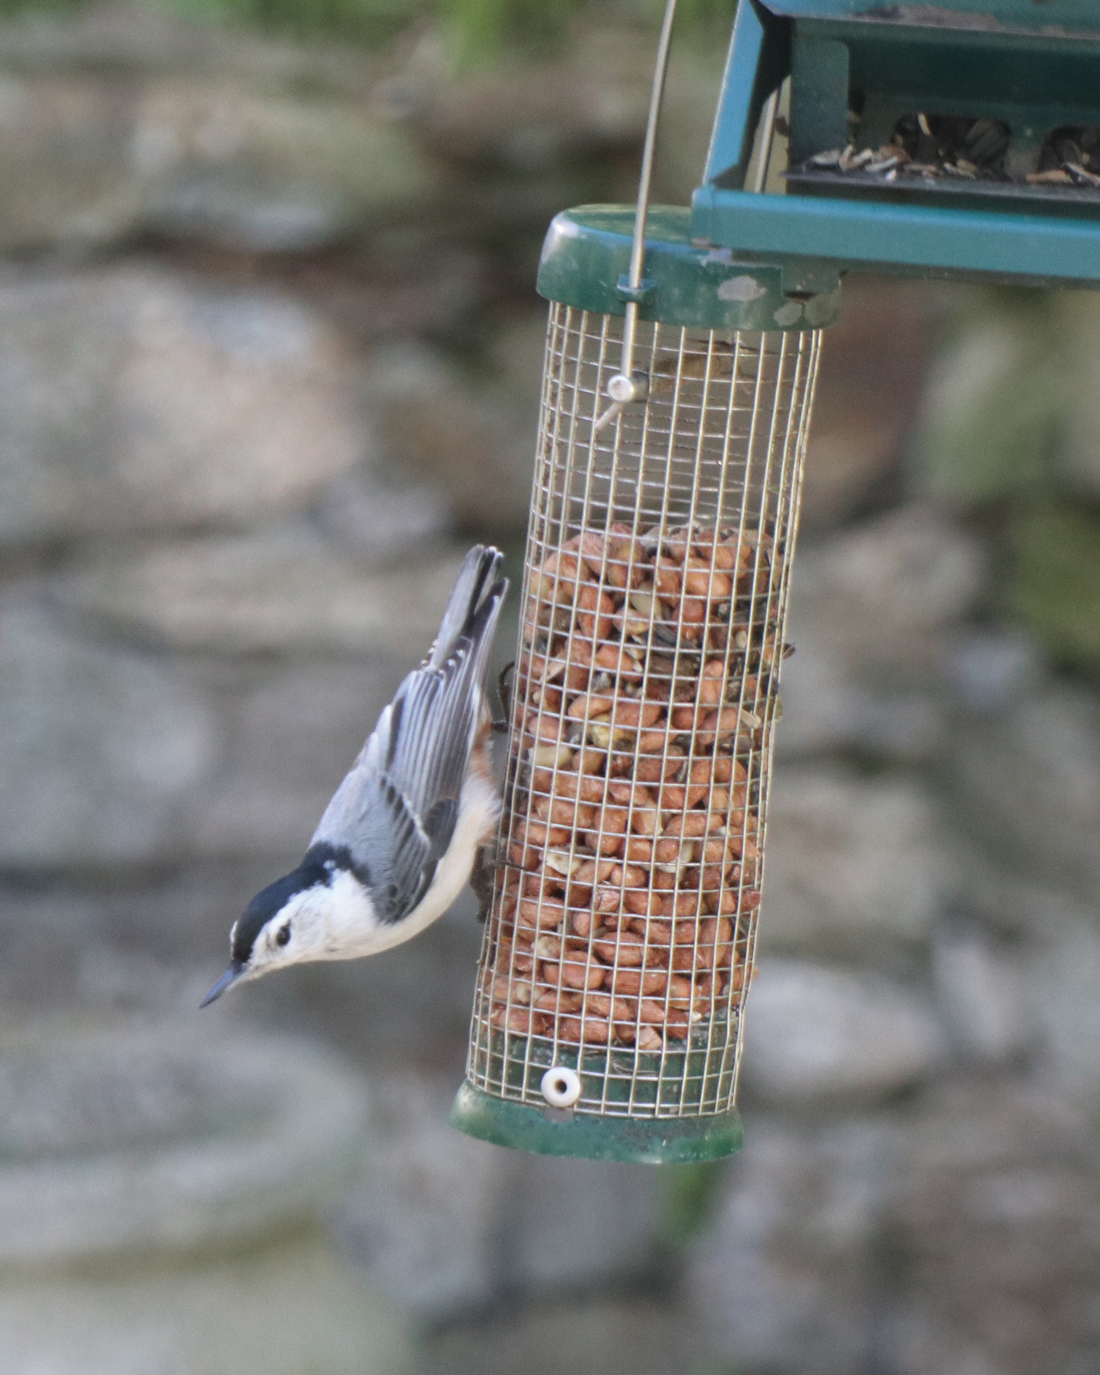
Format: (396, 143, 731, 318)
(452, 305, 821, 1162)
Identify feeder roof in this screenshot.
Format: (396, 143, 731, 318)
(762, 0, 1100, 38)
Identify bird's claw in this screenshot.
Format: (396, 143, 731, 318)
(493, 661, 515, 734)
(470, 843, 500, 923)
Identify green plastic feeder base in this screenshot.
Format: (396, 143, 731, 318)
(449, 1082, 743, 1165)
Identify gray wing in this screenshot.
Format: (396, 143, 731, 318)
(311, 549, 506, 925)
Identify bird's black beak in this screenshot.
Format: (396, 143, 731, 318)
(200, 961, 245, 1008)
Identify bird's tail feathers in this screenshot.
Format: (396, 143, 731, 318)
(429, 546, 507, 672)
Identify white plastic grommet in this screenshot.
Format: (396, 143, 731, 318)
(540, 1065, 582, 1109)
(606, 371, 649, 404)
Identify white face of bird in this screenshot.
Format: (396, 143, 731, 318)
(201, 864, 380, 1005)
(238, 883, 342, 977)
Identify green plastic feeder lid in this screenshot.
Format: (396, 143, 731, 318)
(537, 205, 841, 332)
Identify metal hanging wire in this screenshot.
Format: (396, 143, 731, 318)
(593, 0, 680, 433)
(594, 18, 782, 433)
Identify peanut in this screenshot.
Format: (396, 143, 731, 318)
(541, 957, 605, 991)
(534, 795, 597, 829)
(494, 522, 774, 1050)
(610, 968, 668, 997)
(530, 743, 575, 770)
(576, 585, 614, 640)
(517, 898, 566, 930)
(536, 990, 583, 1014)
(491, 1006, 545, 1036)
(579, 1016, 612, 1044)
(593, 931, 645, 967)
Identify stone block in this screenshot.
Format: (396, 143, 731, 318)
(930, 921, 1029, 1066)
(339, 1063, 664, 1319)
(58, 532, 472, 655)
(0, 52, 432, 256)
(423, 1299, 704, 1375)
(138, 80, 432, 251)
(0, 605, 214, 867)
(0, 267, 364, 548)
(761, 766, 943, 959)
(503, 1149, 662, 1292)
(779, 505, 984, 759)
(740, 960, 942, 1108)
(0, 1019, 413, 1375)
(185, 655, 405, 861)
(363, 320, 545, 532)
(1025, 897, 1100, 1099)
(0, 1239, 413, 1375)
(886, 1079, 1100, 1375)
(949, 683, 1100, 896)
(686, 1114, 895, 1375)
(339, 1072, 503, 1320)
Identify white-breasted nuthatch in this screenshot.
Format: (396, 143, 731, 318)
(201, 546, 508, 1007)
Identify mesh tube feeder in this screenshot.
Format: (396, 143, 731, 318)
(452, 0, 1100, 1165)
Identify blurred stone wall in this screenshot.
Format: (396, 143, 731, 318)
(3, 7, 1100, 1375)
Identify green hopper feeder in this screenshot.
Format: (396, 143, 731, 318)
(451, 0, 1100, 1165)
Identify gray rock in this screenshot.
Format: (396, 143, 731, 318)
(1025, 896, 1100, 1098)
(779, 505, 984, 759)
(741, 960, 942, 1107)
(0, 606, 214, 867)
(687, 1114, 895, 1375)
(315, 466, 451, 562)
(0, 58, 430, 256)
(0, 1241, 413, 1375)
(58, 534, 473, 655)
(185, 655, 405, 861)
(364, 318, 545, 531)
(0, 890, 104, 1013)
(761, 767, 943, 959)
(791, 504, 986, 663)
(138, 81, 432, 251)
(503, 1149, 661, 1292)
(0, 75, 149, 254)
(930, 922, 1030, 1066)
(0, 4, 377, 85)
(0, 1023, 368, 1264)
(341, 1067, 663, 1320)
(422, 1298, 704, 1375)
(0, 267, 364, 548)
(887, 1079, 1100, 1375)
(949, 683, 1100, 895)
(0, 1020, 413, 1375)
(339, 1073, 502, 1320)
(947, 626, 1047, 713)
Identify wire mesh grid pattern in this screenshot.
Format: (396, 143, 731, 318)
(466, 304, 822, 1119)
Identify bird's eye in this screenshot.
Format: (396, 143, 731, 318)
(276, 923, 292, 947)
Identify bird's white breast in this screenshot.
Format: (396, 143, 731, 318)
(327, 766, 500, 960)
